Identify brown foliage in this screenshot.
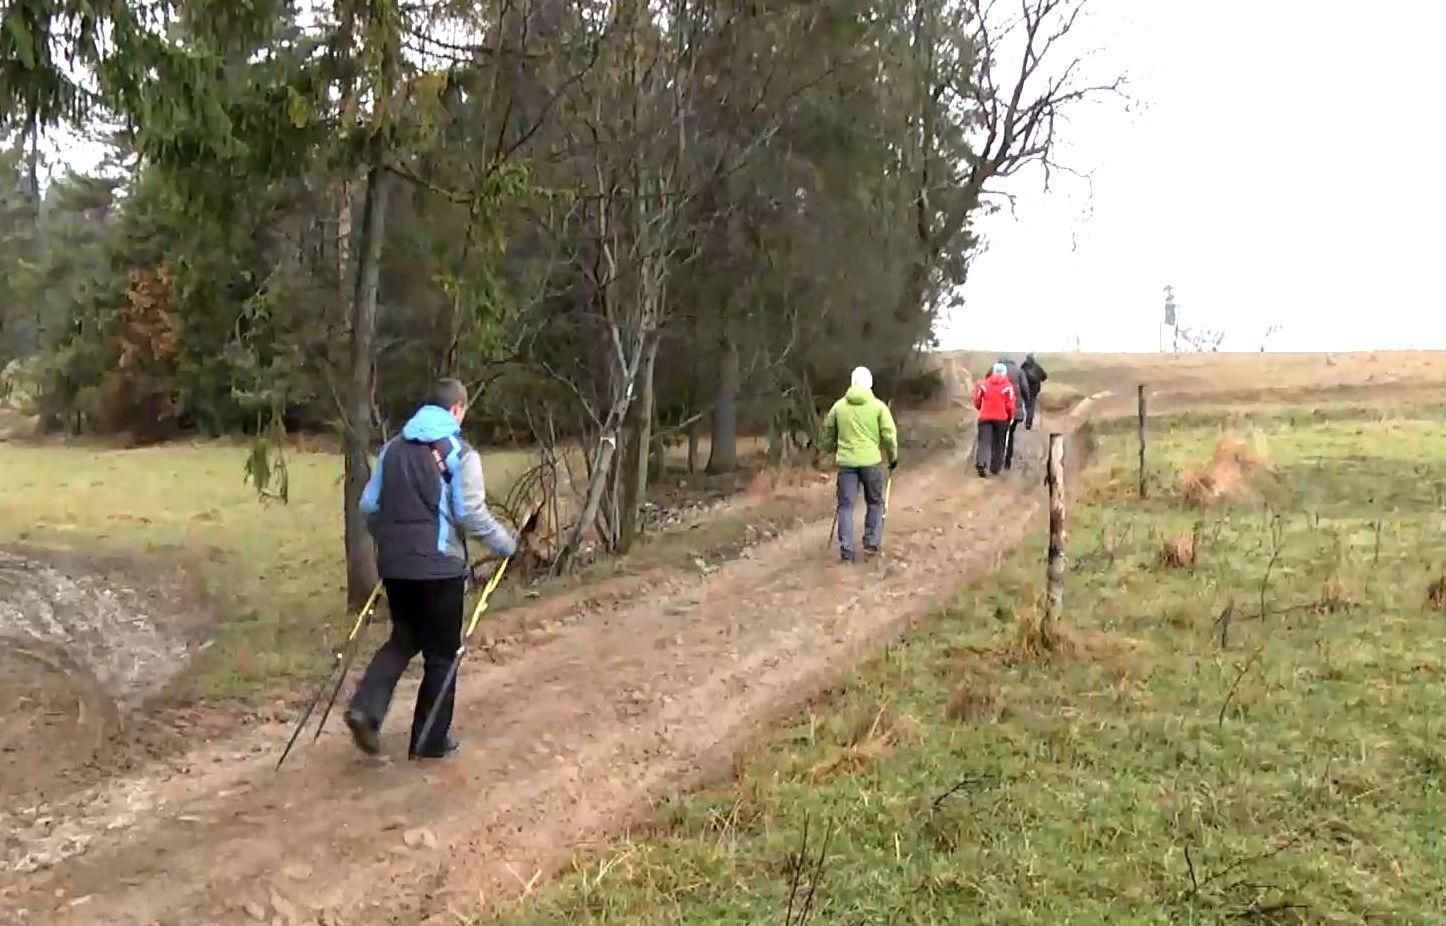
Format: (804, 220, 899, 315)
(944, 680, 997, 724)
(1158, 534, 1197, 570)
(806, 704, 922, 782)
(1318, 577, 1354, 614)
(101, 263, 181, 442)
(1428, 575, 1446, 613)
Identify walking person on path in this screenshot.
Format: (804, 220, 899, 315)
(973, 363, 1016, 478)
(999, 357, 1032, 471)
(1021, 352, 1048, 430)
(818, 366, 899, 563)
(344, 379, 517, 760)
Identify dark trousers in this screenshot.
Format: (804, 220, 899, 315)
(1005, 418, 1023, 469)
(348, 576, 464, 757)
(975, 420, 1008, 474)
(1024, 395, 1038, 430)
(837, 464, 886, 555)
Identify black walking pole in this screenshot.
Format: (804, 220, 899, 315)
(276, 581, 383, 770)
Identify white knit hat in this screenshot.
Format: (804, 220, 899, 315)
(850, 366, 873, 390)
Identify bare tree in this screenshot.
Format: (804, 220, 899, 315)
(899, 0, 1125, 324)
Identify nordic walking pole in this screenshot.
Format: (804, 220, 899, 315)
(311, 583, 386, 743)
(882, 398, 894, 527)
(412, 505, 540, 757)
(277, 581, 383, 770)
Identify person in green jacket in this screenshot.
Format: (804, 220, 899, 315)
(818, 366, 899, 562)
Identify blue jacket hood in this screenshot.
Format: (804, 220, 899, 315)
(401, 404, 462, 443)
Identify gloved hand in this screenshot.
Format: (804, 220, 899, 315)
(490, 531, 518, 558)
(889, 458, 899, 471)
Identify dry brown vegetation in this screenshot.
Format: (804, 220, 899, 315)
(1428, 575, 1446, 612)
(807, 703, 923, 782)
(1180, 433, 1272, 507)
(1158, 532, 1198, 569)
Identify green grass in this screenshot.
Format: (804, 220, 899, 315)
(493, 407, 1446, 925)
(0, 442, 536, 697)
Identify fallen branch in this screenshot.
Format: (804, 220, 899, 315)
(1178, 831, 1308, 905)
(1218, 649, 1262, 728)
(930, 776, 1002, 811)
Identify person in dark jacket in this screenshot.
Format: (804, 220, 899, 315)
(1020, 353, 1048, 430)
(973, 363, 1016, 477)
(344, 379, 516, 760)
(999, 358, 1032, 471)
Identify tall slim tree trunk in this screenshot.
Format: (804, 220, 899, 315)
(687, 418, 701, 474)
(25, 119, 41, 353)
(337, 178, 353, 315)
(342, 165, 390, 610)
(618, 335, 658, 552)
(706, 333, 740, 474)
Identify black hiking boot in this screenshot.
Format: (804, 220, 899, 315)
(976, 465, 987, 478)
(840, 549, 857, 564)
(863, 544, 880, 559)
(344, 709, 381, 756)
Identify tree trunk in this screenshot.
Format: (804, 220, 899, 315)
(618, 335, 658, 553)
(766, 409, 784, 466)
(706, 333, 740, 474)
(342, 165, 390, 610)
(337, 179, 352, 318)
(556, 429, 618, 574)
(649, 424, 666, 482)
(687, 418, 701, 474)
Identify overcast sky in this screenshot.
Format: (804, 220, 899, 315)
(936, 0, 1446, 353)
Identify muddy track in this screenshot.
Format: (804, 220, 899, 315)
(0, 399, 1100, 926)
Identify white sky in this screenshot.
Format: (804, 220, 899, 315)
(937, 0, 1446, 353)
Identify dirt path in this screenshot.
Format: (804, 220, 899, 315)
(0, 400, 1099, 926)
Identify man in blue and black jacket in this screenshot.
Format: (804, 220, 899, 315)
(344, 379, 516, 760)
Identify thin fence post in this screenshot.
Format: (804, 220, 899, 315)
(1137, 384, 1148, 500)
(1045, 433, 1066, 631)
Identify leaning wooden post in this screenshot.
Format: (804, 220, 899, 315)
(1045, 433, 1067, 634)
(1137, 383, 1148, 499)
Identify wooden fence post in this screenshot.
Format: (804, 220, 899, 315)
(1137, 383, 1148, 500)
(1045, 432, 1066, 631)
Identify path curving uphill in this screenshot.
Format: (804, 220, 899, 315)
(0, 398, 1102, 926)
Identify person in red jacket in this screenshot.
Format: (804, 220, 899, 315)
(973, 363, 1017, 477)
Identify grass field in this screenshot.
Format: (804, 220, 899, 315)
(0, 442, 539, 697)
(492, 400, 1446, 925)
(0, 405, 965, 700)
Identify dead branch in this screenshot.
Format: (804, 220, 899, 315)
(930, 775, 1002, 811)
(1218, 649, 1262, 728)
(1258, 513, 1285, 619)
(783, 815, 835, 926)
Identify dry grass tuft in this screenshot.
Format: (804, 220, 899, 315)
(1003, 608, 1077, 663)
(944, 685, 995, 723)
(1180, 433, 1272, 508)
(1318, 577, 1355, 614)
(1428, 575, 1446, 613)
(1157, 533, 1197, 569)
(807, 704, 921, 781)
(944, 669, 999, 723)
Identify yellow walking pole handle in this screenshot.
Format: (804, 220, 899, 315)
(341, 581, 384, 651)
